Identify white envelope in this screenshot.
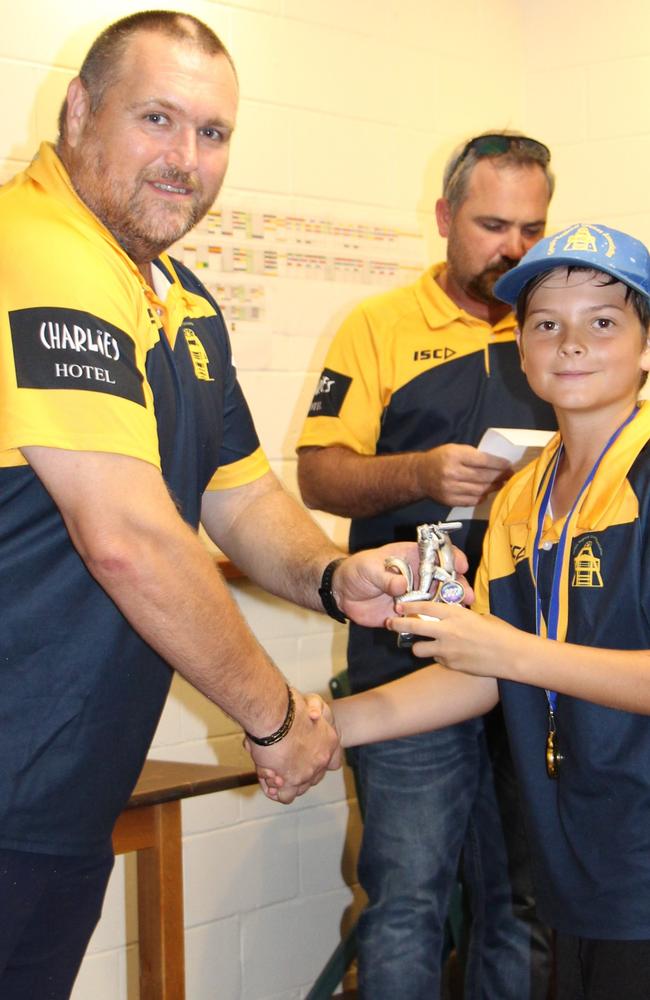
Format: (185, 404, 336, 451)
(448, 427, 555, 521)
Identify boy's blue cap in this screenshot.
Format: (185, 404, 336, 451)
(494, 223, 650, 306)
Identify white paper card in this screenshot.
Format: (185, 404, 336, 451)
(448, 427, 555, 522)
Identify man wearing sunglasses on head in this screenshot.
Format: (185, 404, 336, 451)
(297, 133, 556, 999)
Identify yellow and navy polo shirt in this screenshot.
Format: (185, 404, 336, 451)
(298, 266, 556, 690)
(0, 144, 268, 855)
(474, 402, 650, 938)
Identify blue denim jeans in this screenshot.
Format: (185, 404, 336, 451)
(354, 715, 551, 999)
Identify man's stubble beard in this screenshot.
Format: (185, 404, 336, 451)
(465, 259, 518, 306)
(68, 138, 214, 263)
(446, 226, 519, 307)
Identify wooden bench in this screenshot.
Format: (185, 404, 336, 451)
(112, 758, 257, 1000)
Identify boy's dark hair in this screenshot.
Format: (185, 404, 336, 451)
(57, 11, 233, 142)
(516, 265, 650, 387)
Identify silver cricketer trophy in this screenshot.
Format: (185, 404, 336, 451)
(385, 521, 465, 648)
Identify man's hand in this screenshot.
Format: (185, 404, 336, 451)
(245, 688, 341, 803)
(252, 693, 338, 798)
(417, 444, 512, 507)
(334, 541, 472, 627)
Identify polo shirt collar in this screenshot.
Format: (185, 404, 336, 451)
(29, 143, 125, 254)
(504, 401, 650, 537)
(414, 262, 516, 336)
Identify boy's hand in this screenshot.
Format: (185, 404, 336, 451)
(386, 601, 521, 679)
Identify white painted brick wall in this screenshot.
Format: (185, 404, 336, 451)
(9, 0, 650, 996)
(520, 0, 650, 244)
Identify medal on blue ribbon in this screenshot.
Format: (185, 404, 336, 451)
(532, 407, 638, 778)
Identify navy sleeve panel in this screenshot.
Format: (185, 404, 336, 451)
(219, 366, 263, 468)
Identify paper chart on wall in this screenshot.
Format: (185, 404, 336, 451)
(170, 197, 427, 345)
(448, 427, 556, 522)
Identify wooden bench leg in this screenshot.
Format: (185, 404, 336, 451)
(136, 800, 186, 1000)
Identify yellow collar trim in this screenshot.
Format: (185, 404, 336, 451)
(414, 262, 516, 336)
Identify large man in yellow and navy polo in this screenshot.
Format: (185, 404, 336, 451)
(0, 12, 424, 997)
(297, 133, 557, 999)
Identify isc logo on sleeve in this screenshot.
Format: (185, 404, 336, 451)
(9, 307, 145, 406)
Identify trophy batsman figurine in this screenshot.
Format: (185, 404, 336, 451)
(385, 521, 465, 647)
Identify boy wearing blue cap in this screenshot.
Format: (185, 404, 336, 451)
(319, 223, 650, 997)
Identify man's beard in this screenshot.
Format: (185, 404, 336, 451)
(68, 139, 213, 263)
(465, 259, 518, 305)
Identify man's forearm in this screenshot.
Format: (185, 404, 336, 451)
(22, 446, 345, 804)
(201, 469, 422, 630)
(85, 515, 345, 801)
(201, 472, 343, 611)
(298, 445, 427, 518)
(94, 512, 295, 734)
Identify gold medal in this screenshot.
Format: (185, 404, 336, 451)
(545, 717, 564, 779)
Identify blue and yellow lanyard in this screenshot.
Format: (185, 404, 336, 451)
(531, 407, 638, 777)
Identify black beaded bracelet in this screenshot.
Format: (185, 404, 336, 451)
(245, 684, 296, 747)
(318, 558, 347, 624)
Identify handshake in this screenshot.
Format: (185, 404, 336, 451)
(244, 686, 341, 804)
(245, 527, 470, 804)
